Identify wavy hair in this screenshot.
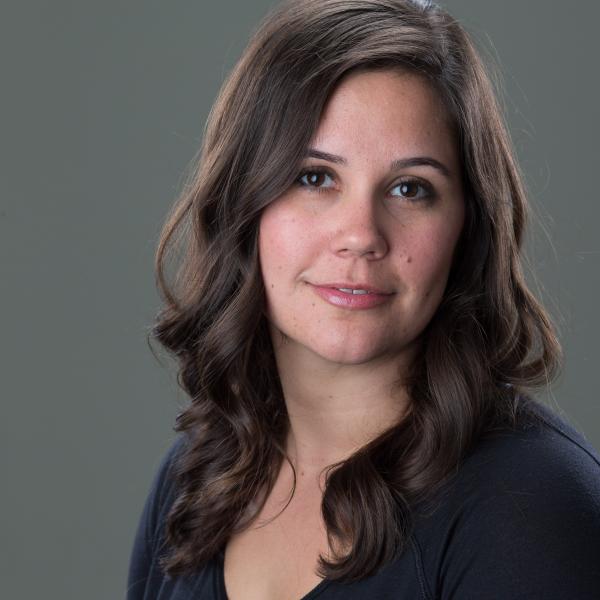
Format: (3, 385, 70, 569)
(150, 0, 562, 582)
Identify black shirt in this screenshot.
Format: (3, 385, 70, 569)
(127, 397, 600, 599)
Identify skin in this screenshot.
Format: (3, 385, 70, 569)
(258, 68, 465, 488)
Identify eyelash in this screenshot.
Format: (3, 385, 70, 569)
(295, 166, 435, 202)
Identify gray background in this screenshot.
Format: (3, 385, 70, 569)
(1, 1, 598, 598)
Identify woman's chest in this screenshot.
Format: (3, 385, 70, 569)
(222, 488, 331, 600)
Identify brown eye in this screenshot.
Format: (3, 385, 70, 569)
(399, 182, 418, 197)
(391, 178, 433, 201)
(296, 168, 335, 192)
(305, 173, 326, 186)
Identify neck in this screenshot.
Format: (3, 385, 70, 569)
(271, 332, 414, 479)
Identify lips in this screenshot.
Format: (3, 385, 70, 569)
(313, 282, 394, 295)
(309, 283, 394, 310)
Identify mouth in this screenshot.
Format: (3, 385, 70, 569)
(308, 283, 394, 310)
(311, 282, 394, 295)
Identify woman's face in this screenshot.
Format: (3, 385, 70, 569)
(258, 69, 464, 369)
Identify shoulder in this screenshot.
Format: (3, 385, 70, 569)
(419, 395, 600, 518)
(127, 433, 188, 597)
(143, 433, 188, 545)
(413, 396, 600, 599)
(461, 395, 600, 498)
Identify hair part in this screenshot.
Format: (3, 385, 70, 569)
(150, 0, 562, 582)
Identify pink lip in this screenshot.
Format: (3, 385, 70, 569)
(314, 282, 393, 295)
(310, 284, 393, 310)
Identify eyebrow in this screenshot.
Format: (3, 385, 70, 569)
(304, 148, 452, 179)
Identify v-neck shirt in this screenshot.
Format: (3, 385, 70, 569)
(127, 396, 600, 599)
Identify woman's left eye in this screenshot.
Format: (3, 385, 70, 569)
(390, 179, 433, 200)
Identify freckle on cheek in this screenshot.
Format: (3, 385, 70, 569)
(406, 255, 412, 263)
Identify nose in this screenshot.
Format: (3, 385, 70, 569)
(329, 196, 389, 260)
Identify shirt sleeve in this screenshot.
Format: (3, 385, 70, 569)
(438, 433, 600, 599)
(126, 435, 186, 600)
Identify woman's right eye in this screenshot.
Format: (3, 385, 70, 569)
(296, 168, 336, 193)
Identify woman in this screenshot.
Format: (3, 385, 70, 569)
(127, 0, 600, 598)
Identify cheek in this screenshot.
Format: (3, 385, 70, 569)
(258, 204, 313, 288)
(404, 217, 462, 299)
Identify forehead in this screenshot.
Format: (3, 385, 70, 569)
(311, 68, 456, 162)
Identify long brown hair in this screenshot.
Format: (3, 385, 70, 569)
(150, 0, 561, 582)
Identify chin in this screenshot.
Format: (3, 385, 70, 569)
(311, 341, 389, 366)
